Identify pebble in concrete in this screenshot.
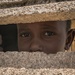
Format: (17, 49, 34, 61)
(0, 52, 75, 69)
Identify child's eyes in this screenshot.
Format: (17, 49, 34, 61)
(20, 32, 31, 37)
(43, 31, 55, 37)
(19, 31, 55, 38)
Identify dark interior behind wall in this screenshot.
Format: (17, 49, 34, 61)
(0, 24, 18, 51)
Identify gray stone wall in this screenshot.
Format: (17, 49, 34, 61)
(0, 1, 75, 25)
(0, 0, 75, 74)
(0, 52, 75, 75)
(0, 68, 75, 75)
(0, 52, 75, 69)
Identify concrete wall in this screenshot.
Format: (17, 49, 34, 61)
(0, 52, 75, 75)
(0, 1, 75, 75)
(0, 68, 75, 75)
(0, 52, 75, 68)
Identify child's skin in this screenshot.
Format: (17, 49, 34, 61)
(17, 21, 74, 54)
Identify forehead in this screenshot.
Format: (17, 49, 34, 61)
(18, 21, 66, 30)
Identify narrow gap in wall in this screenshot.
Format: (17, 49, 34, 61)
(0, 24, 18, 52)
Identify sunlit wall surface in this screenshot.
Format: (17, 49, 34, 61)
(70, 20, 75, 51)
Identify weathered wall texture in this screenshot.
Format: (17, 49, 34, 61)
(0, 68, 75, 75)
(0, 52, 75, 75)
(0, 1, 75, 75)
(0, 52, 75, 69)
(0, 1, 75, 25)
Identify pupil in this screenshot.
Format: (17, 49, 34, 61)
(45, 31, 54, 36)
(20, 32, 30, 37)
(25, 33, 30, 37)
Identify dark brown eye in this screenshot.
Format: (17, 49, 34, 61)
(44, 31, 55, 36)
(20, 32, 31, 37)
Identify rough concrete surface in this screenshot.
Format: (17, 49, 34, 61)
(0, 52, 75, 69)
(0, 0, 22, 3)
(0, 1, 75, 25)
(0, 0, 74, 11)
(0, 68, 75, 75)
(0, 0, 74, 5)
(0, 52, 75, 75)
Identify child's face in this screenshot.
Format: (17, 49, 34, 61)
(17, 21, 69, 54)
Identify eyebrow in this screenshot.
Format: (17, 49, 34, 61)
(41, 24, 57, 30)
(18, 24, 30, 31)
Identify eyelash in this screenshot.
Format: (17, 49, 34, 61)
(43, 31, 55, 37)
(20, 32, 31, 37)
(20, 31, 55, 38)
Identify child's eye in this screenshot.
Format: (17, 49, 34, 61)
(20, 32, 31, 37)
(44, 31, 55, 37)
